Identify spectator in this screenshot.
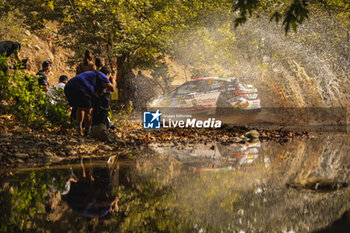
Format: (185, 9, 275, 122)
(95, 57, 105, 71)
(64, 70, 116, 136)
(0, 40, 21, 61)
(92, 66, 115, 129)
(72, 50, 96, 121)
(0, 40, 21, 73)
(46, 75, 68, 104)
(36, 60, 52, 92)
(76, 49, 96, 75)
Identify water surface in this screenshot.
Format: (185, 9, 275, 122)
(1, 136, 349, 232)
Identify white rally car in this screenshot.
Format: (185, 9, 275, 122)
(147, 77, 261, 115)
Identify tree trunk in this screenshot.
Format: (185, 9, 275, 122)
(117, 54, 134, 108)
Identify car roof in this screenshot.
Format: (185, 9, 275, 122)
(191, 77, 235, 82)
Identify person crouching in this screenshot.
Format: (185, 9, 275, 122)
(64, 70, 116, 136)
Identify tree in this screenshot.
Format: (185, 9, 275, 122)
(1, 0, 349, 106)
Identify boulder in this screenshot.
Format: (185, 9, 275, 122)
(90, 124, 126, 145)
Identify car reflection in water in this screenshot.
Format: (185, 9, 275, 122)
(149, 140, 263, 171)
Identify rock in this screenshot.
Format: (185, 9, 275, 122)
(44, 151, 55, 157)
(100, 145, 113, 151)
(90, 124, 122, 144)
(24, 30, 31, 36)
(244, 130, 260, 139)
(14, 152, 29, 159)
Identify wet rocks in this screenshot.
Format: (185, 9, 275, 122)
(90, 123, 125, 144)
(90, 124, 111, 142)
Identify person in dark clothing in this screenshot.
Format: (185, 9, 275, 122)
(92, 59, 115, 129)
(92, 66, 113, 128)
(0, 41, 21, 73)
(95, 57, 105, 70)
(0, 41, 21, 60)
(64, 70, 116, 136)
(36, 60, 52, 92)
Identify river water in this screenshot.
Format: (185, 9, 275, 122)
(1, 135, 349, 232)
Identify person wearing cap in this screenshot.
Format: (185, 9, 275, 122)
(36, 60, 52, 92)
(64, 70, 116, 136)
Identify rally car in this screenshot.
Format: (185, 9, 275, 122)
(147, 77, 261, 115)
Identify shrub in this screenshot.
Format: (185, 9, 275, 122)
(0, 56, 70, 128)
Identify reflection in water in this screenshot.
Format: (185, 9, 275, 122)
(1, 136, 350, 232)
(149, 140, 262, 170)
(61, 160, 115, 218)
(44, 158, 120, 220)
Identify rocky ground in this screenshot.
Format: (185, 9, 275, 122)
(0, 111, 310, 170)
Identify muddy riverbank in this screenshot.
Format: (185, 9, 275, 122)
(0, 112, 311, 168)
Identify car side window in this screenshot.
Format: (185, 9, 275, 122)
(208, 80, 227, 91)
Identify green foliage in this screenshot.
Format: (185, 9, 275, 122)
(233, 0, 260, 28)
(0, 57, 70, 128)
(0, 169, 71, 232)
(0, 172, 47, 232)
(110, 105, 133, 126)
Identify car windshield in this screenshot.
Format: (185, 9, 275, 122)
(174, 79, 239, 95)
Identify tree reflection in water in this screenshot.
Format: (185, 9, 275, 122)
(0, 136, 350, 232)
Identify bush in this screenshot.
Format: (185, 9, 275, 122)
(0, 56, 70, 128)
